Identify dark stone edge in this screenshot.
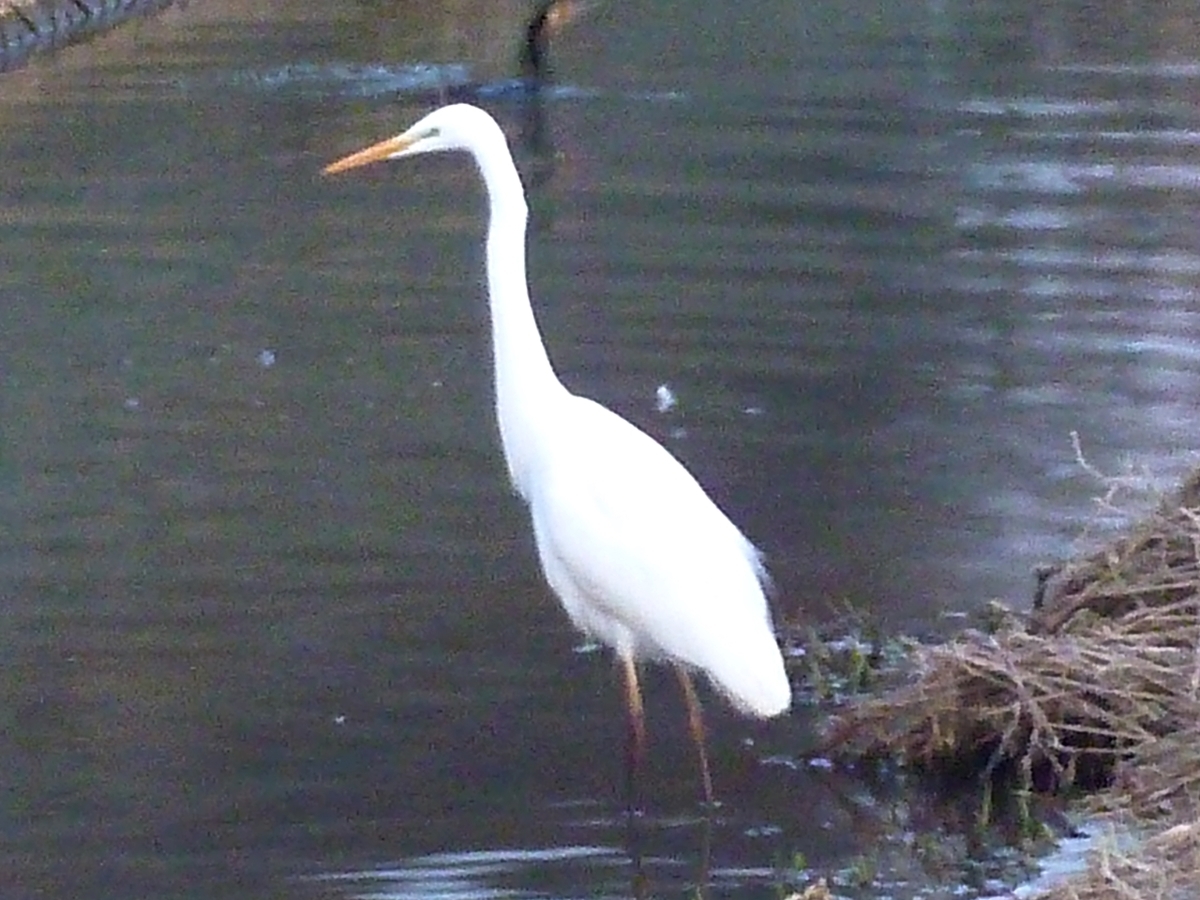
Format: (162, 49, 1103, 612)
(0, 0, 176, 73)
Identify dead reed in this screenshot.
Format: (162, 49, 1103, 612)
(819, 457, 1200, 899)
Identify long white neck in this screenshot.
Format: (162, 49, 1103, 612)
(473, 126, 566, 499)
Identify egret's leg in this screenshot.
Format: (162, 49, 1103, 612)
(675, 664, 714, 807)
(621, 651, 646, 814)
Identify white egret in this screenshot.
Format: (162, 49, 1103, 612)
(323, 104, 791, 805)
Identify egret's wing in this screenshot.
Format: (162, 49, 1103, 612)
(526, 396, 788, 715)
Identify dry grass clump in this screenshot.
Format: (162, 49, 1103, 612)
(1102, 722, 1200, 822)
(819, 456, 1200, 899)
(822, 599, 1200, 791)
(1029, 466, 1200, 635)
(1032, 819, 1200, 900)
(822, 462, 1200, 793)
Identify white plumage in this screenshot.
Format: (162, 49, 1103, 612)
(325, 104, 791, 802)
(528, 394, 789, 717)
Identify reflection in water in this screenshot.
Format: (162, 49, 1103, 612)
(215, 61, 477, 97)
(317, 846, 625, 900)
(316, 814, 721, 900)
(196, 0, 590, 105)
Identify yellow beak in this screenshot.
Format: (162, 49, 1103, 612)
(323, 134, 416, 175)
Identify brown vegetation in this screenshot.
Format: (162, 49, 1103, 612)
(821, 461, 1200, 899)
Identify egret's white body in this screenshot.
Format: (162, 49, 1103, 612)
(324, 104, 791, 800)
(527, 394, 788, 716)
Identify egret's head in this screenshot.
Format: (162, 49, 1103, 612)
(323, 104, 497, 175)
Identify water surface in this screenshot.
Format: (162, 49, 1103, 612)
(2, 1, 1200, 897)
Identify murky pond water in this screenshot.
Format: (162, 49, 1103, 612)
(3, 1, 1200, 897)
